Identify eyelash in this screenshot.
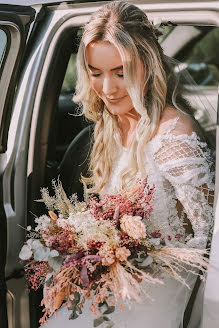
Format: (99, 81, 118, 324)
(91, 73, 101, 77)
(91, 73, 124, 78)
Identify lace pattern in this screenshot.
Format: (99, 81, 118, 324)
(104, 117, 214, 249)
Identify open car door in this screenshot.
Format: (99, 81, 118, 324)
(0, 4, 35, 328)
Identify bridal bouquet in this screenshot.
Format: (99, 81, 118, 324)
(19, 179, 208, 327)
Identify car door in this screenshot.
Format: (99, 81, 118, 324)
(0, 4, 35, 328)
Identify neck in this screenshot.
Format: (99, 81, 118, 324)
(117, 109, 140, 148)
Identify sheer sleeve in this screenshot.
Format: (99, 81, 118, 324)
(154, 118, 215, 249)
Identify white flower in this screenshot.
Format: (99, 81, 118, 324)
(68, 211, 97, 233)
(19, 245, 32, 260)
(35, 215, 51, 230)
(26, 225, 32, 231)
(57, 218, 69, 229)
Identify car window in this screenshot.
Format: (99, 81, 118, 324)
(159, 25, 218, 153)
(161, 25, 219, 87)
(61, 53, 77, 93)
(0, 28, 7, 70)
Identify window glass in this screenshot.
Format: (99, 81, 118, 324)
(159, 25, 218, 153)
(160, 26, 219, 86)
(61, 53, 77, 93)
(0, 29, 7, 69)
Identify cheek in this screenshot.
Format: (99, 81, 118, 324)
(90, 79, 102, 96)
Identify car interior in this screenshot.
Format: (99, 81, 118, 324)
(24, 23, 219, 327)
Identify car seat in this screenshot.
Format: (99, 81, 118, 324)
(57, 125, 93, 200)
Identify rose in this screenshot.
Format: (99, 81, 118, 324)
(120, 215, 146, 239)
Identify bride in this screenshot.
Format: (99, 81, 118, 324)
(40, 1, 214, 327)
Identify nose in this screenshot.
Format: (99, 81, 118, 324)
(102, 75, 117, 96)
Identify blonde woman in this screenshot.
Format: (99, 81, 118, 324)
(40, 1, 214, 327)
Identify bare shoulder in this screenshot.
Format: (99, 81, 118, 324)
(155, 105, 196, 137)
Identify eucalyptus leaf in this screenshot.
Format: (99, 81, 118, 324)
(73, 292, 80, 302)
(103, 306, 115, 315)
(50, 249, 59, 257)
(34, 247, 50, 261)
(67, 292, 81, 310)
(19, 245, 32, 260)
(48, 255, 63, 271)
(138, 255, 153, 268)
(94, 316, 105, 327)
(69, 311, 79, 320)
(98, 303, 108, 314)
(75, 305, 82, 314)
(45, 272, 53, 282)
(32, 240, 44, 250)
(149, 238, 161, 246)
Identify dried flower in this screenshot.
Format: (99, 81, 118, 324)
(115, 247, 131, 262)
(19, 179, 209, 328)
(98, 246, 115, 266)
(48, 211, 57, 220)
(120, 215, 146, 239)
(55, 291, 65, 309)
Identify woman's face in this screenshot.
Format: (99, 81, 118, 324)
(86, 40, 142, 118)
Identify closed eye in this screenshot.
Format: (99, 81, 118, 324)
(91, 73, 101, 77)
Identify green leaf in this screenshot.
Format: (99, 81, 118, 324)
(69, 311, 79, 320)
(48, 255, 63, 271)
(103, 306, 115, 315)
(93, 316, 105, 327)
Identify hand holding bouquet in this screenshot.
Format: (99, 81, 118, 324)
(19, 180, 208, 327)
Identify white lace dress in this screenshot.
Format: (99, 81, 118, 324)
(40, 117, 214, 328)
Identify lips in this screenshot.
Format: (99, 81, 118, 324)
(105, 95, 127, 103)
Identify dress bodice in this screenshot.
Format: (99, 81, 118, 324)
(103, 117, 214, 249)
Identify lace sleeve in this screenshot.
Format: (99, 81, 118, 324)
(154, 119, 214, 249)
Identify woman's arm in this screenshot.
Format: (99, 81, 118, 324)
(154, 112, 214, 249)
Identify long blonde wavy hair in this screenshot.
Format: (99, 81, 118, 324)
(73, 1, 176, 194)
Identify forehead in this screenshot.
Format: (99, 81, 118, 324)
(86, 41, 122, 69)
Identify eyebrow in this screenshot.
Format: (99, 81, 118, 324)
(88, 64, 123, 72)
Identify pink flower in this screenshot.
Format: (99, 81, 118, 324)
(115, 247, 131, 262)
(120, 215, 146, 239)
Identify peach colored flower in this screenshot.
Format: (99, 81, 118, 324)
(48, 211, 57, 220)
(98, 246, 115, 266)
(120, 215, 146, 239)
(115, 247, 131, 262)
(54, 291, 65, 310)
